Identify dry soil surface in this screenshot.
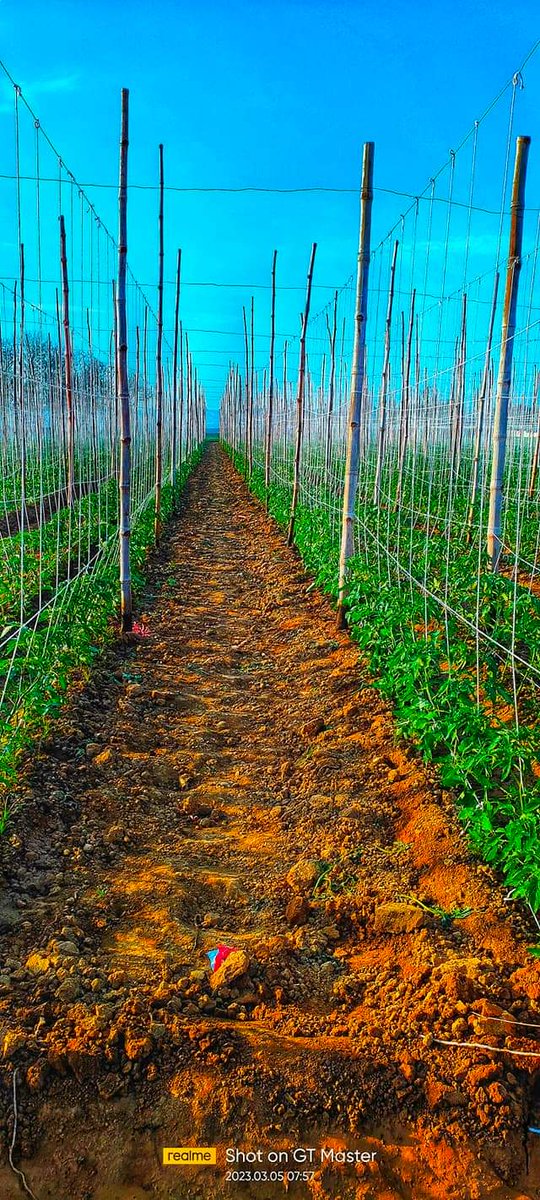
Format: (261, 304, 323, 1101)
(0, 444, 539, 1200)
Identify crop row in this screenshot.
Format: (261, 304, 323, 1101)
(229, 443, 540, 926)
(0, 446, 204, 809)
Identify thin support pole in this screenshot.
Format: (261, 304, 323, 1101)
(465, 272, 499, 540)
(325, 290, 338, 473)
(487, 135, 530, 571)
(249, 296, 255, 478)
(287, 242, 317, 546)
(154, 142, 164, 541)
(373, 239, 398, 504)
(336, 141, 374, 629)
(171, 247, 181, 488)
(117, 88, 132, 633)
(265, 250, 277, 505)
(59, 215, 75, 509)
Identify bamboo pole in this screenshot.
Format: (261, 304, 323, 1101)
(487, 135, 530, 572)
(249, 295, 255, 478)
(143, 305, 149, 453)
(87, 309, 99, 483)
(528, 368, 540, 497)
(374, 239, 398, 503)
(453, 293, 467, 475)
(325, 290, 338, 473)
(171, 247, 181, 488)
(395, 289, 415, 510)
(12, 284, 18, 461)
(112, 279, 118, 471)
(186, 336, 192, 457)
(264, 249, 277, 505)
(134, 324, 140, 446)
(59, 215, 75, 508)
(54, 289, 67, 481)
(242, 304, 250, 477)
(18, 246, 26, 538)
(117, 88, 132, 634)
(287, 242, 317, 546)
(179, 320, 184, 469)
(282, 339, 288, 454)
(154, 142, 164, 541)
(336, 142, 374, 629)
(465, 274, 499, 542)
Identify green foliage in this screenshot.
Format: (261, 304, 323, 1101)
(224, 441, 540, 918)
(0, 445, 204, 811)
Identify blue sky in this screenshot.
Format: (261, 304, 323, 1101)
(0, 0, 539, 424)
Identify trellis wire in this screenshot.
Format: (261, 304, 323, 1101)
(0, 72, 206, 790)
(220, 52, 540, 778)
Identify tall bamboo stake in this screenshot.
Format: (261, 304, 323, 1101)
(528, 368, 540, 497)
(179, 320, 184, 469)
(154, 142, 164, 541)
(374, 239, 398, 503)
(18, 246, 26, 538)
(112, 279, 118, 470)
(336, 142, 374, 629)
(287, 242, 317, 546)
(395, 288, 415, 509)
(242, 304, 250, 476)
(487, 135, 530, 572)
(465, 274, 499, 542)
(171, 247, 181, 488)
(134, 324, 140, 446)
(12, 284, 18, 461)
(87, 309, 99, 483)
(186, 336, 192, 457)
(453, 293, 467, 475)
(117, 88, 132, 634)
(325, 290, 338, 473)
(282, 339, 288, 451)
(249, 295, 255, 478)
(59, 215, 75, 508)
(54, 289, 67, 479)
(264, 249, 277, 505)
(142, 305, 149, 452)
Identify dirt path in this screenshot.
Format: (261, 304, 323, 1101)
(0, 443, 539, 1200)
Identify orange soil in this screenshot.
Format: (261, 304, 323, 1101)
(0, 444, 538, 1199)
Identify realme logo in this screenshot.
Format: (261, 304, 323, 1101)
(163, 1147, 217, 1166)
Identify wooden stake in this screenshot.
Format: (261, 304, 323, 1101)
(249, 296, 255, 478)
(395, 289, 415, 509)
(287, 242, 317, 545)
(373, 240, 398, 503)
(528, 368, 540, 497)
(487, 135, 530, 571)
(59, 215, 75, 508)
(112, 279, 118, 469)
(179, 320, 184, 469)
(242, 305, 250, 477)
(154, 143, 164, 541)
(264, 249, 277, 504)
(18, 246, 26, 537)
(117, 88, 132, 633)
(336, 142, 374, 629)
(325, 290, 338, 472)
(171, 247, 181, 488)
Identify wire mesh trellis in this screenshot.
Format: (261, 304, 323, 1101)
(220, 57, 540, 912)
(0, 71, 206, 799)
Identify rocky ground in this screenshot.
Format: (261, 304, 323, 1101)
(0, 443, 539, 1199)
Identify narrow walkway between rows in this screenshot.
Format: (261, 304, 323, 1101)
(0, 444, 539, 1200)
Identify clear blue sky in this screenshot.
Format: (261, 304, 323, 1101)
(0, 0, 539, 424)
